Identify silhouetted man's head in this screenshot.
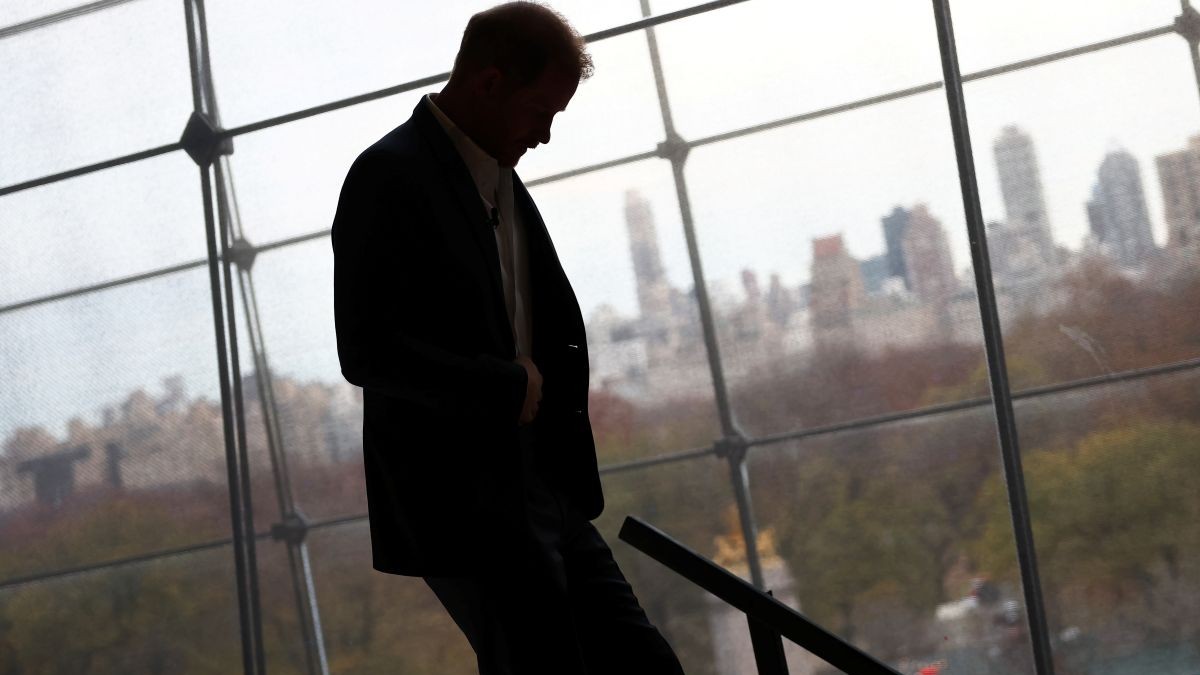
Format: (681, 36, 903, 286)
(438, 2, 593, 167)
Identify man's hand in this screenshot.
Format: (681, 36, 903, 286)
(515, 355, 543, 425)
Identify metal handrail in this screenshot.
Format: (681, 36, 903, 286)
(619, 515, 902, 675)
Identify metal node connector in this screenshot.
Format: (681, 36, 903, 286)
(180, 111, 233, 167)
(1175, 2, 1200, 43)
(655, 133, 691, 165)
(270, 510, 311, 546)
(227, 236, 258, 271)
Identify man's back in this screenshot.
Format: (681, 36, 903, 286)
(332, 4, 684, 672)
(331, 96, 600, 577)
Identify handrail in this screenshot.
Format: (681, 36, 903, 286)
(619, 516, 902, 675)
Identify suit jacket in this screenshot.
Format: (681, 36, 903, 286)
(331, 97, 603, 577)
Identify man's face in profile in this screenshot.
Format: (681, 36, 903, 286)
(487, 65, 578, 168)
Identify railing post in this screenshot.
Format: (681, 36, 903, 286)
(747, 590, 790, 675)
(620, 516, 901, 675)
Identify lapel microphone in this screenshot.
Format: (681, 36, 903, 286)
(489, 207, 499, 229)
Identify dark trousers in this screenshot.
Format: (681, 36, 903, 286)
(424, 424, 685, 675)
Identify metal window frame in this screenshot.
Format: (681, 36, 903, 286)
(2, 2, 1199, 674)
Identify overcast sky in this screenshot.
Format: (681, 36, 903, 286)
(2, 0, 1197, 440)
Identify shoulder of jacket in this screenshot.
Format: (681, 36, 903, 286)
(350, 132, 431, 187)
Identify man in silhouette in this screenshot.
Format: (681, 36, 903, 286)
(331, 3, 685, 673)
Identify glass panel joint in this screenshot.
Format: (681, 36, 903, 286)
(270, 509, 312, 546)
(181, 111, 234, 167)
(714, 433, 749, 464)
(1175, 1, 1200, 43)
(655, 132, 691, 165)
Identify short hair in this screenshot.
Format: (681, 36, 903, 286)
(451, 2, 594, 88)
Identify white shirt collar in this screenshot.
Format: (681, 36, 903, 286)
(426, 93, 501, 206)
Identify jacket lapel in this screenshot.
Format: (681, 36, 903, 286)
(412, 98, 516, 356)
(513, 172, 585, 359)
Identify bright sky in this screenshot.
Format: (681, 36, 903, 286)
(1, 0, 1196, 441)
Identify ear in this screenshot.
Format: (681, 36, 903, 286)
(475, 66, 508, 102)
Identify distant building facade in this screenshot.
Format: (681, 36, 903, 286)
(809, 234, 866, 347)
(0, 377, 364, 514)
(993, 126, 1055, 275)
(1155, 135, 1200, 252)
(1086, 148, 1155, 267)
(881, 205, 911, 284)
(626, 189, 673, 322)
(902, 203, 958, 305)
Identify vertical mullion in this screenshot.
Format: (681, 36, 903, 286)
(212, 157, 269, 675)
(193, 0, 330, 669)
(183, 0, 262, 672)
(637, 0, 766, 589)
(928, 1, 1056, 674)
(638, 0, 736, 434)
(1175, 1, 1200, 109)
(197, 163, 261, 675)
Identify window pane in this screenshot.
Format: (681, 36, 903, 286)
(530, 160, 722, 461)
(950, 0, 1179, 73)
(0, 153, 205, 308)
(747, 409, 1033, 674)
(596, 458, 744, 675)
(0, 544, 242, 673)
(509, 31, 666, 180)
(203, 0, 640, 129)
(683, 93, 990, 436)
(1009, 371, 1200, 673)
(965, 36, 1200, 672)
(237, 238, 364, 524)
(650, 0, 944, 141)
(963, 38, 1193, 293)
(263, 520, 477, 674)
(0, 0, 193, 186)
(225, 28, 665, 247)
(221, 92, 422, 245)
(0, 269, 230, 579)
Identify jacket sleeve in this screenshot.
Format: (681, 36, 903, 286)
(331, 149, 528, 428)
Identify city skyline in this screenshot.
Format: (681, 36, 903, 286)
(4, 124, 1196, 444)
(598, 123, 1186, 319)
(3, 4, 1199, 674)
(3, 0, 1198, 445)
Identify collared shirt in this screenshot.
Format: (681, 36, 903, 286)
(426, 93, 532, 358)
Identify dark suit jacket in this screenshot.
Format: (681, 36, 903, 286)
(331, 97, 603, 577)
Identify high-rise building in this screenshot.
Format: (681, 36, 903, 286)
(624, 190, 672, 320)
(1085, 149, 1155, 267)
(859, 254, 891, 295)
(1155, 135, 1200, 250)
(764, 273, 796, 328)
(881, 205, 911, 283)
(902, 203, 958, 304)
(993, 126, 1055, 267)
(809, 234, 865, 337)
(987, 219, 1046, 283)
(732, 268, 768, 342)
